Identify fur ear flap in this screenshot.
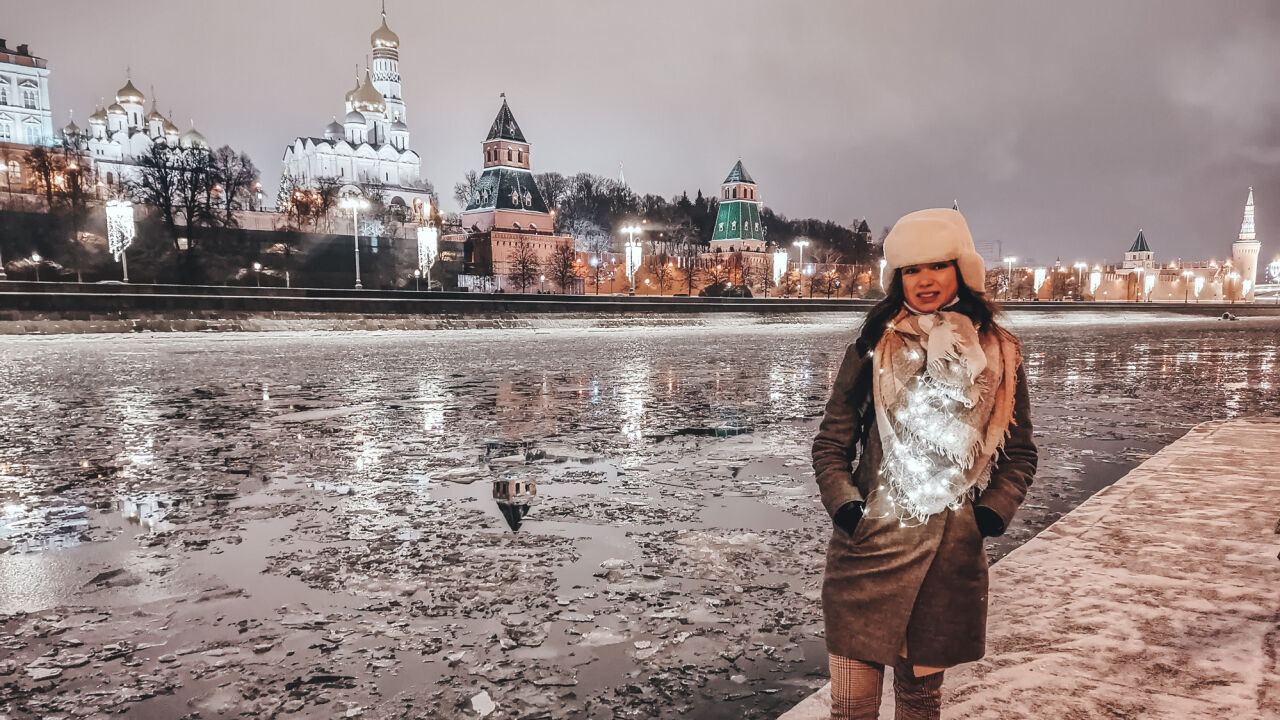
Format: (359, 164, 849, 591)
(957, 252, 987, 294)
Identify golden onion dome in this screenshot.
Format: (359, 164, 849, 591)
(345, 77, 361, 104)
(352, 69, 386, 114)
(181, 126, 207, 147)
(371, 15, 399, 49)
(88, 106, 108, 123)
(146, 103, 167, 123)
(64, 119, 81, 135)
(163, 118, 180, 135)
(107, 102, 127, 116)
(116, 79, 145, 105)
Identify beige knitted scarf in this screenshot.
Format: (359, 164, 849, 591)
(870, 308, 1021, 525)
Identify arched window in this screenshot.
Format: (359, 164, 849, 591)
(0, 85, 7, 104)
(106, 172, 115, 185)
(517, 150, 523, 163)
(513, 223, 521, 230)
(0, 121, 10, 141)
(529, 224, 537, 232)
(506, 149, 512, 161)
(732, 188, 738, 199)
(21, 87, 37, 109)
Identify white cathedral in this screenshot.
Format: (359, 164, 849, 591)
(65, 78, 210, 188)
(280, 7, 431, 218)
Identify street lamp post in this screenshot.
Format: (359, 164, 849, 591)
(1182, 270, 1193, 304)
(252, 262, 262, 287)
(793, 240, 811, 298)
(539, 274, 545, 293)
(31, 253, 41, 282)
(590, 256, 600, 295)
(414, 268, 421, 292)
(1073, 262, 1087, 299)
(622, 224, 642, 296)
(340, 195, 370, 289)
(1003, 257, 1017, 300)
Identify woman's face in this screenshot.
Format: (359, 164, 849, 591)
(900, 261, 959, 312)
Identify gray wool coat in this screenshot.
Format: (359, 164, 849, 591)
(812, 340, 1037, 668)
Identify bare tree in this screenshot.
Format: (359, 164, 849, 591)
(23, 146, 58, 206)
(545, 244, 581, 294)
(509, 237, 540, 293)
(534, 171, 570, 219)
(453, 169, 479, 210)
(130, 143, 184, 247)
(209, 145, 259, 226)
(644, 252, 678, 296)
(174, 147, 216, 244)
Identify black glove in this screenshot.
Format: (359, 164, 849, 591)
(833, 500, 865, 536)
(973, 505, 1005, 537)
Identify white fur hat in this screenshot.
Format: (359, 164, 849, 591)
(883, 208, 986, 294)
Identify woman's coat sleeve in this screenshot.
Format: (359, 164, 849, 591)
(812, 343, 867, 519)
(974, 362, 1037, 530)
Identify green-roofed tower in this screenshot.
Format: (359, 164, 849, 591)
(710, 159, 766, 254)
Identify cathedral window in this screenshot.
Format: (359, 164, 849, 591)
(24, 124, 39, 144)
(0, 121, 10, 140)
(733, 188, 738, 199)
(0, 85, 7, 105)
(21, 87, 37, 109)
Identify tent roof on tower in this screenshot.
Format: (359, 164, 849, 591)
(116, 79, 145, 104)
(723, 159, 754, 185)
(464, 166, 549, 214)
(371, 15, 400, 49)
(352, 70, 386, 114)
(485, 98, 527, 143)
(857, 218, 871, 234)
(1129, 230, 1150, 253)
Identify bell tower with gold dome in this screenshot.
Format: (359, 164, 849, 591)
(370, 1, 406, 124)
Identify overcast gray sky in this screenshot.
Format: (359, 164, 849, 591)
(6, 0, 1278, 265)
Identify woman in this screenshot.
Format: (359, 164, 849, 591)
(812, 208, 1037, 719)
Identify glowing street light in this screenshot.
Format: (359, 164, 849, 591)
(30, 253, 41, 282)
(106, 199, 136, 283)
(417, 208, 438, 291)
(1003, 257, 1017, 300)
(622, 224, 642, 296)
(771, 248, 789, 294)
(339, 195, 371, 289)
(413, 268, 422, 292)
(252, 261, 262, 287)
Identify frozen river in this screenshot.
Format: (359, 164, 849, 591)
(1, 311, 1277, 718)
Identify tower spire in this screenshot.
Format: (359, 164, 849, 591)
(1239, 186, 1256, 242)
(382, 0, 386, 17)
